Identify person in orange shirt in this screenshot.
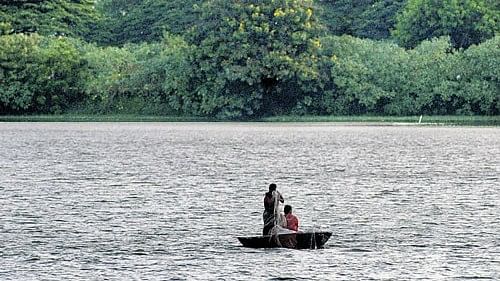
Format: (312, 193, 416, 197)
(284, 205, 299, 231)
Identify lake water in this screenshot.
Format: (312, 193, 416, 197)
(0, 122, 499, 280)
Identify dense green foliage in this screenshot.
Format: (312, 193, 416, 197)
(183, 0, 323, 118)
(353, 0, 407, 40)
(0, 0, 499, 118)
(0, 34, 84, 114)
(79, 34, 193, 114)
(321, 35, 499, 115)
(0, 0, 98, 38)
(316, 0, 407, 40)
(317, 0, 371, 36)
(92, 0, 201, 45)
(393, 0, 499, 49)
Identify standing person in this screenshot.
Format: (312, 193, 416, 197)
(263, 183, 284, 235)
(284, 205, 299, 231)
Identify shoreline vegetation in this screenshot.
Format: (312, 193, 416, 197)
(0, 114, 498, 126)
(1, 2, 499, 120)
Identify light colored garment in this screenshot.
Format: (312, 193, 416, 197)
(278, 213, 287, 228)
(270, 225, 296, 235)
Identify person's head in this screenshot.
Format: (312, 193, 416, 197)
(284, 205, 292, 214)
(268, 183, 277, 192)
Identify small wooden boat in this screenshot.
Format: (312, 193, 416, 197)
(237, 231, 332, 249)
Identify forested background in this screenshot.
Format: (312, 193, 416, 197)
(1, 0, 499, 119)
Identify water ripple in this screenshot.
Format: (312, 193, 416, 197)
(0, 123, 499, 280)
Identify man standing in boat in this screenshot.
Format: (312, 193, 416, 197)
(263, 183, 284, 235)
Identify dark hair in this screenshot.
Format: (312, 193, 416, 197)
(268, 183, 277, 192)
(284, 205, 292, 214)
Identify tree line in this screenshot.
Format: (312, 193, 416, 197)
(0, 0, 498, 118)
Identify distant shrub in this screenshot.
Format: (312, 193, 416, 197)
(0, 33, 84, 114)
(79, 33, 194, 115)
(319, 35, 499, 115)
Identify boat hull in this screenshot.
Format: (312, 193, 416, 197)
(237, 231, 332, 249)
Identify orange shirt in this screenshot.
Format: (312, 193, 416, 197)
(285, 213, 299, 231)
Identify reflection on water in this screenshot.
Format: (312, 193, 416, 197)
(0, 123, 499, 280)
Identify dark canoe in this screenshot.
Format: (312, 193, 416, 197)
(237, 231, 332, 249)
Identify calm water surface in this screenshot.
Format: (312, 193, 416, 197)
(0, 123, 499, 280)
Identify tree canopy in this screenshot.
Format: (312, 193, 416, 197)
(0, 0, 498, 118)
(353, 0, 407, 40)
(93, 0, 201, 45)
(0, 0, 98, 38)
(316, 0, 406, 40)
(393, 0, 499, 49)
(185, 0, 323, 118)
(0, 33, 83, 113)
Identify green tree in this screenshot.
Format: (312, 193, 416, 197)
(393, 0, 499, 49)
(94, 0, 201, 45)
(320, 34, 498, 116)
(321, 35, 413, 115)
(316, 0, 406, 40)
(186, 0, 323, 119)
(80, 43, 137, 112)
(405, 37, 455, 114)
(80, 33, 193, 115)
(0, 34, 84, 114)
(441, 35, 500, 114)
(0, 33, 39, 113)
(353, 0, 407, 40)
(0, 0, 98, 39)
(316, 0, 373, 36)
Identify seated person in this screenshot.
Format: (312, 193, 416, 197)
(284, 205, 299, 231)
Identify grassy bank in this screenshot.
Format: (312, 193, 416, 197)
(261, 115, 500, 126)
(0, 114, 212, 122)
(0, 114, 498, 125)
